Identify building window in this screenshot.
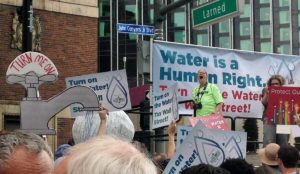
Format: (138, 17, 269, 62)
(277, 44, 290, 54)
(125, 4, 137, 20)
(174, 31, 185, 43)
(280, 28, 290, 41)
(260, 42, 271, 53)
(279, 11, 290, 24)
(174, 12, 185, 27)
(240, 40, 252, 51)
(240, 22, 250, 36)
(260, 25, 270, 38)
(240, 3, 250, 18)
(219, 36, 230, 48)
(4, 115, 20, 131)
(219, 21, 229, 33)
(260, 0, 270, 4)
(279, 0, 289, 7)
(197, 33, 208, 46)
(260, 8, 270, 21)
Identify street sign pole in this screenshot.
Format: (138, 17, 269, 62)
(192, 0, 243, 29)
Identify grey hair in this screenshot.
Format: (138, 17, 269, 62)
(67, 136, 158, 174)
(0, 130, 53, 170)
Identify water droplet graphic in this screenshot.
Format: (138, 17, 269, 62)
(107, 76, 128, 109)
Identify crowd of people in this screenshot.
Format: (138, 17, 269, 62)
(1, 68, 300, 174)
(1, 128, 299, 174)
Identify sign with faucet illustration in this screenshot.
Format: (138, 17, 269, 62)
(6, 52, 100, 135)
(65, 69, 132, 117)
(163, 121, 246, 174)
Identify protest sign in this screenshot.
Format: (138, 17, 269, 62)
(152, 83, 179, 129)
(6, 52, 58, 76)
(153, 41, 300, 118)
(189, 113, 229, 130)
(176, 125, 193, 148)
(163, 121, 246, 174)
(265, 86, 300, 124)
(66, 70, 132, 116)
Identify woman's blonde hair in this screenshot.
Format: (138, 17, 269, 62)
(67, 136, 158, 174)
(267, 75, 285, 86)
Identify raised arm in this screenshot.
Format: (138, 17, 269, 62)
(98, 107, 109, 137)
(167, 120, 176, 159)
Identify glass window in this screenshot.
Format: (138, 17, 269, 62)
(280, 28, 290, 41)
(260, 25, 270, 38)
(219, 36, 230, 48)
(279, 0, 289, 7)
(99, 1, 110, 17)
(197, 33, 208, 46)
(197, 0, 208, 5)
(129, 34, 137, 40)
(240, 40, 252, 51)
(260, 0, 270, 4)
(298, 1, 300, 10)
(279, 11, 290, 24)
(125, 4, 136, 20)
(174, 31, 185, 43)
(277, 44, 290, 54)
(219, 21, 229, 33)
(99, 22, 110, 37)
(240, 22, 250, 36)
(240, 3, 250, 18)
(298, 14, 300, 27)
(174, 12, 185, 27)
(260, 8, 270, 21)
(150, 9, 154, 24)
(261, 42, 271, 53)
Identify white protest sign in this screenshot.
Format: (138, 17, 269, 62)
(153, 41, 300, 118)
(152, 83, 179, 129)
(291, 125, 300, 137)
(176, 125, 193, 148)
(6, 52, 58, 76)
(72, 110, 135, 144)
(163, 121, 247, 174)
(66, 70, 132, 116)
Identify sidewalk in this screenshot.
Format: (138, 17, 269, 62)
(245, 151, 261, 167)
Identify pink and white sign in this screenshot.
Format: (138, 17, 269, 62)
(189, 113, 229, 130)
(6, 52, 58, 76)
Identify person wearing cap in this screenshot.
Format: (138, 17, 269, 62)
(257, 143, 281, 174)
(192, 68, 223, 116)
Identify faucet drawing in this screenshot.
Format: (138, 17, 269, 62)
(7, 71, 100, 135)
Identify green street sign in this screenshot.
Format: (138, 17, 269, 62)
(192, 0, 242, 29)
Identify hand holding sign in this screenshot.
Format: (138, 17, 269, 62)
(189, 113, 229, 131)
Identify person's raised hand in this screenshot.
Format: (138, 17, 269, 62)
(167, 120, 176, 136)
(99, 106, 109, 121)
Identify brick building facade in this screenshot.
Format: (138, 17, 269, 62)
(0, 0, 98, 150)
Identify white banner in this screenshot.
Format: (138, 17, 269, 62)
(66, 70, 132, 116)
(152, 83, 179, 129)
(153, 41, 300, 118)
(163, 121, 247, 174)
